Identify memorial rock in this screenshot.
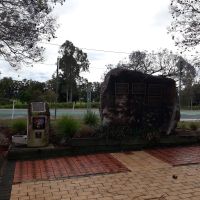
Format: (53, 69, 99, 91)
(100, 68, 180, 136)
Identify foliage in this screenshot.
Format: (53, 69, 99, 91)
(0, 74, 101, 104)
(127, 49, 195, 84)
(73, 124, 95, 138)
(83, 111, 99, 127)
(189, 122, 199, 131)
(177, 121, 187, 129)
(0, 0, 65, 68)
(0, 101, 100, 109)
(169, 0, 200, 50)
(56, 116, 80, 138)
(177, 121, 200, 130)
(11, 119, 26, 134)
(180, 81, 200, 108)
(58, 40, 90, 102)
(105, 49, 196, 88)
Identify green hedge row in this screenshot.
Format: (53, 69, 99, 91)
(0, 102, 100, 109)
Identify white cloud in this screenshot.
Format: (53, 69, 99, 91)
(1, 0, 176, 82)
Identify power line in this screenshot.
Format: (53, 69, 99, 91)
(39, 42, 131, 54)
(0, 57, 108, 69)
(0, 42, 131, 66)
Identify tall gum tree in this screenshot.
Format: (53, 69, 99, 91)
(58, 40, 90, 102)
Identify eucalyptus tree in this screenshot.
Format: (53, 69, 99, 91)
(58, 40, 90, 102)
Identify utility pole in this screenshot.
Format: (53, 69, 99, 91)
(178, 59, 183, 109)
(55, 58, 60, 119)
(87, 84, 91, 113)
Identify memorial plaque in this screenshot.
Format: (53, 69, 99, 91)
(115, 83, 129, 95)
(100, 68, 180, 135)
(31, 102, 46, 112)
(132, 83, 145, 94)
(148, 96, 161, 106)
(148, 84, 161, 96)
(32, 117, 45, 130)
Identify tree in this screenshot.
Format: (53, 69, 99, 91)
(120, 49, 196, 87)
(58, 40, 90, 102)
(91, 82, 101, 102)
(169, 0, 200, 49)
(0, 77, 15, 99)
(18, 79, 46, 102)
(0, 0, 65, 68)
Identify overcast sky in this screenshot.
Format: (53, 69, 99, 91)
(0, 0, 177, 82)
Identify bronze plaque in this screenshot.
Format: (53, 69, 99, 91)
(132, 83, 145, 94)
(148, 84, 162, 96)
(115, 83, 129, 95)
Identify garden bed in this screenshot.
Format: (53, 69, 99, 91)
(7, 130, 200, 160)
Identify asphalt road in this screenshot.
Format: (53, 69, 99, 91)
(0, 109, 200, 121)
(0, 109, 99, 119)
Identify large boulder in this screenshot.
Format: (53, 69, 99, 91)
(100, 68, 180, 136)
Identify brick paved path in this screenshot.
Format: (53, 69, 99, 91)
(10, 150, 200, 200)
(13, 154, 129, 184)
(146, 146, 200, 166)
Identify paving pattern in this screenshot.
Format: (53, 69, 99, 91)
(10, 150, 200, 200)
(13, 153, 130, 184)
(146, 146, 200, 166)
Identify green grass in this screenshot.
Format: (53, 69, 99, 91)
(56, 116, 80, 138)
(11, 119, 27, 134)
(177, 121, 200, 130)
(83, 111, 99, 127)
(0, 102, 100, 109)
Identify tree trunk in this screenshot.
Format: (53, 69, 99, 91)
(69, 86, 72, 102)
(66, 88, 69, 102)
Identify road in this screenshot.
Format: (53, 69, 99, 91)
(0, 109, 200, 121)
(0, 109, 99, 119)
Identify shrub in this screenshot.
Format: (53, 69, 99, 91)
(177, 121, 187, 129)
(11, 119, 27, 134)
(83, 111, 99, 127)
(56, 116, 80, 138)
(189, 122, 199, 131)
(73, 124, 95, 138)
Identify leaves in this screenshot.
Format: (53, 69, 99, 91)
(169, 0, 200, 49)
(57, 40, 90, 102)
(115, 49, 196, 87)
(0, 0, 64, 68)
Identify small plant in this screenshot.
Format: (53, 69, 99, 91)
(56, 116, 80, 138)
(74, 124, 95, 138)
(83, 111, 99, 127)
(11, 119, 26, 134)
(189, 122, 199, 131)
(177, 121, 187, 129)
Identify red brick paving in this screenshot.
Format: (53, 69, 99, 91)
(13, 153, 130, 184)
(146, 146, 200, 166)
